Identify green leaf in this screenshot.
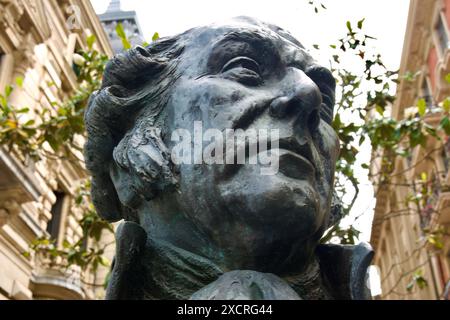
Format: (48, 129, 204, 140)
(440, 116, 450, 135)
(87, 35, 96, 50)
(416, 276, 428, 289)
(16, 107, 30, 114)
(5, 85, 13, 98)
(420, 172, 427, 182)
(121, 38, 131, 50)
(357, 18, 365, 29)
(104, 270, 111, 289)
(0, 94, 7, 108)
(15, 77, 24, 88)
(99, 256, 110, 267)
(406, 281, 414, 292)
(346, 21, 352, 33)
(428, 236, 443, 249)
(115, 23, 132, 49)
(375, 105, 384, 115)
(443, 98, 450, 112)
(407, 269, 428, 291)
(63, 239, 71, 249)
(115, 23, 126, 39)
(403, 70, 421, 82)
(410, 129, 427, 148)
(445, 73, 450, 84)
(417, 98, 426, 116)
(75, 194, 83, 205)
(152, 32, 160, 41)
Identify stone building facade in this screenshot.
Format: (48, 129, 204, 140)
(370, 0, 450, 300)
(0, 0, 113, 299)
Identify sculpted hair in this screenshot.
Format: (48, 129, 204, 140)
(84, 37, 184, 222)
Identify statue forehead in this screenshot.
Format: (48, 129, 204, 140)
(204, 16, 304, 46)
(178, 17, 315, 74)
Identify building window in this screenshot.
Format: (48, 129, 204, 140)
(420, 77, 434, 108)
(419, 172, 440, 228)
(46, 191, 67, 241)
(436, 13, 449, 54)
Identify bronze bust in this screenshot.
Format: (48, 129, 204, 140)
(84, 16, 373, 300)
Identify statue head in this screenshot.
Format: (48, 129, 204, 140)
(85, 17, 340, 274)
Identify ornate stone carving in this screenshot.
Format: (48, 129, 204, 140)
(0, 200, 21, 227)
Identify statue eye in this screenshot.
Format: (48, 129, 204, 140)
(221, 57, 262, 86)
(221, 56, 261, 74)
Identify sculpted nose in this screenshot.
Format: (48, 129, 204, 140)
(269, 73, 322, 132)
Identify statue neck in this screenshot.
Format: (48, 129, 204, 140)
(137, 198, 320, 274)
(141, 235, 332, 299)
(137, 201, 225, 264)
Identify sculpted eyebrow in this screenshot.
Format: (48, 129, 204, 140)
(306, 66, 336, 89)
(207, 32, 279, 72)
(218, 31, 272, 46)
(305, 65, 336, 123)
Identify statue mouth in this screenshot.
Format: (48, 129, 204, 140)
(221, 136, 317, 180)
(277, 149, 316, 180)
(276, 136, 317, 181)
(278, 137, 316, 171)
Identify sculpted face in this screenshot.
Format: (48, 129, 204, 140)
(84, 18, 377, 300)
(86, 17, 340, 275)
(161, 18, 340, 272)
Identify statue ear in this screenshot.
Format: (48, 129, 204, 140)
(84, 41, 184, 222)
(111, 121, 178, 209)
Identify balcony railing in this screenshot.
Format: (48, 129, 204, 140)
(30, 251, 85, 299)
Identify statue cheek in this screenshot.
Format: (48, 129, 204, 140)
(169, 85, 219, 128)
(313, 124, 339, 184)
(319, 122, 340, 163)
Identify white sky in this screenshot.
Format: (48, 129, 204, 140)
(90, 0, 411, 242)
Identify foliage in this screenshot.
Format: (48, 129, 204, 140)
(307, 0, 327, 13)
(315, 18, 399, 244)
(406, 269, 428, 292)
(8, 36, 112, 278)
(0, 35, 108, 160)
(116, 23, 132, 50)
(23, 180, 113, 273)
(310, 7, 449, 297)
(0, 78, 39, 158)
(14, 30, 157, 285)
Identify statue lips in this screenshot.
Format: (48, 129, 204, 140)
(277, 137, 317, 181)
(278, 149, 316, 181)
(220, 135, 317, 181)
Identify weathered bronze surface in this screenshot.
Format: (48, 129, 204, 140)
(84, 16, 373, 300)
